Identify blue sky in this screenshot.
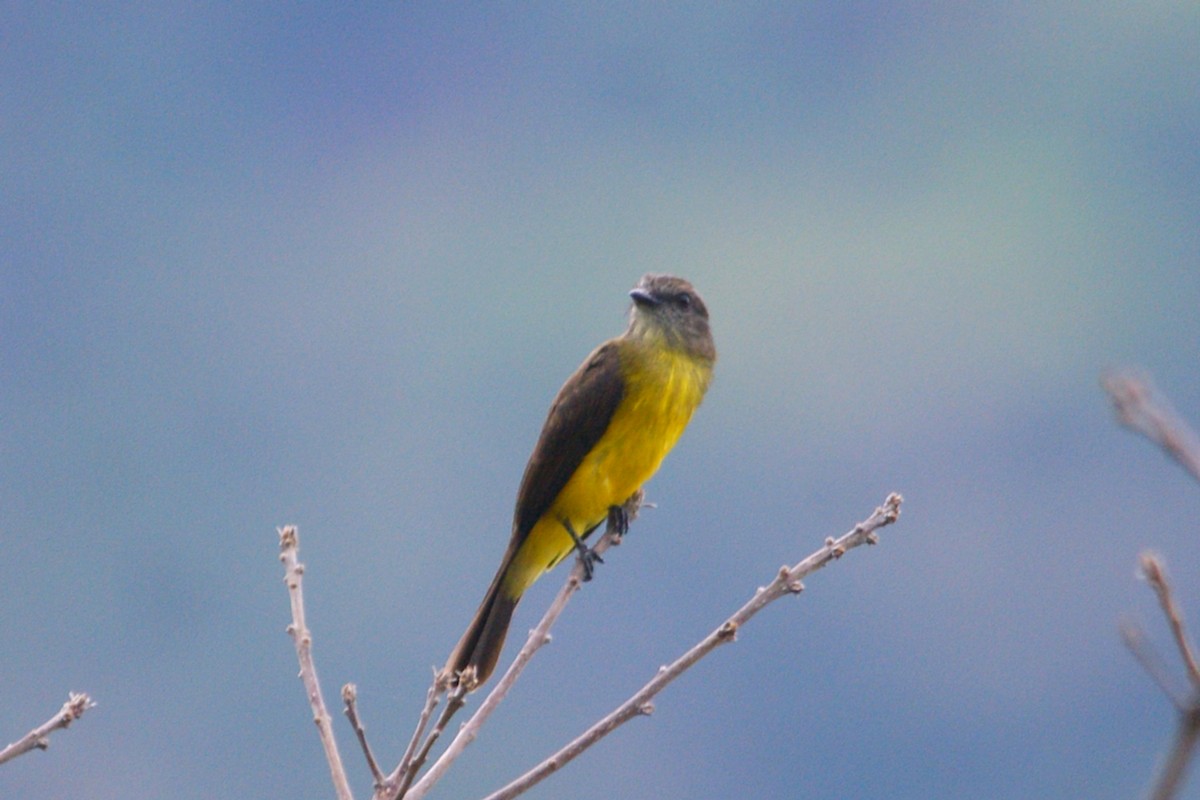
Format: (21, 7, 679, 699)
(3, 4, 1199, 799)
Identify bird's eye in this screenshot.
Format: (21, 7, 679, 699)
(674, 293, 692, 310)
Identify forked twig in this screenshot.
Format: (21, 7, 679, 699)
(1140, 554, 1200, 688)
(387, 685, 467, 799)
(1105, 371, 1200, 800)
(1126, 554, 1200, 800)
(398, 495, 640, 800)
(389, 676, 442, 791)
(481, 493, 903, 800)
(284, 491, 904, 800)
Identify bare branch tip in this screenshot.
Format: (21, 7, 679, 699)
(66, 692, 95, 720)
(1119, 615, 1148, 646)
(1138, 551, 1165, 583)
(1100, 369, 1142, 402)
(883, 492, 903, 519)
(278, 525, 298, 549)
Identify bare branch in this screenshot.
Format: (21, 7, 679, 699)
(279, 525, 354, 800)
(1150, 709, 1200, 800)
(482, 493, 904, 800)
(1133, 553, 1200, 800)
(343, 684, 385, 789)
(388, 685, 467, 799)
(283, 492, 900, 800)
(1139, 554, 1200, 689)
(389, 675, 443, 794)
(0, 692, 94, 766)
(1104, 372, 1200, 799)
(1102, 372, 1200, 485)
(399, 493, 642, 800)
(1121, 618, 1192, 711)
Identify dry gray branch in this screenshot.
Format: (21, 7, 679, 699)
(480, 492, 903, 800)
(1140, 554, 1200, 688)
(397, 493, 642, 800)
(1102, 371, 1200, 484)
(279, 525, 354, 800)
(1151, 710, 1200, 800)
(343, 684, 384, 789)
(390, 676, 442, 794)
(1129, 554, 1200, 800)
(282, 491, 904, 800)
(1105, 372, 1200, 800)
(0, 692, 94, 766)
(1120, 617, 1191, 711)
(388, 684, 466, 799)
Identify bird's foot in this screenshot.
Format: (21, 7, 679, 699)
(607, 503, 631, 537)
(564, 520, 603, 582)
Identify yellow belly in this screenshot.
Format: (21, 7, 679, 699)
(503, 344, 711, 597)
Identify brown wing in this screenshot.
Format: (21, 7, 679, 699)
(511, 339, 625, 541)
(440, 339, 626, 689)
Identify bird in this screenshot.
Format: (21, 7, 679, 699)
(440, 273, 716, 690)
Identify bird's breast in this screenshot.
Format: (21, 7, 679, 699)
(555, 344, 711, 522)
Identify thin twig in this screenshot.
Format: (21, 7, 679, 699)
(1150, 708, 1200, 800)
(400, 494, 642, 800)
(0, 692, 94, 766)
(390, 675, 442, 792)
(1133, 554, 1200, 800)
(1102, 371, 1200, 485)
(343, 684, 385, 788)
(388, 685, 467, 800)
(1121, 618, 1191, 711)
(279, 525, 354, 800)
(1140, 554, 1200, 689)
(482, 492, 904, 800)
(1106, 372, 1200, 800)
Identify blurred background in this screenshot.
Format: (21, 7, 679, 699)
(3, 4, 1199, 798)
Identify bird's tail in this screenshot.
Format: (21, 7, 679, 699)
(440, 564, 520, 691)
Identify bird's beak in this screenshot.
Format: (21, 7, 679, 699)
(629, 287, 659, 307)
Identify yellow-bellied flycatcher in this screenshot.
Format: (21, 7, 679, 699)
(441, 274, 716, 690)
